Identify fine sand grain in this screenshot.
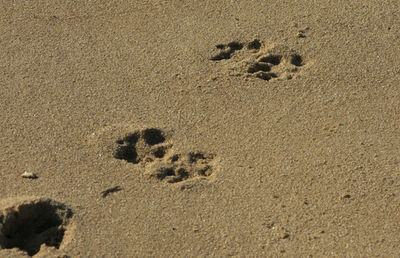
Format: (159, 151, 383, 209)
(1, 1, 400, 257)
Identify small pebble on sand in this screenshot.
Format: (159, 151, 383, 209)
(21, 171, 38, 179)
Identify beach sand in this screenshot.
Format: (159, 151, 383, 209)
(1, 1, 400, 257)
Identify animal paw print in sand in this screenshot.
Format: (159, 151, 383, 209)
(113, 128, 172, 165)
(146, 152, 216, 183)
(210, 42, 244, 61)
(247, 51, 304, 81)
(210, 39, 306, 81)
(112, 128, 217, 184)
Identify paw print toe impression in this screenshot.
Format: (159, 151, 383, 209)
(211, 42, 244, 60)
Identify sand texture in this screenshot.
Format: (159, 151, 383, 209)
(1, 1, 400, 257)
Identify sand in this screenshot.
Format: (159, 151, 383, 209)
(0, 1, 399, 257)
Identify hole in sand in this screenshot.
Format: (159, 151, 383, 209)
(143, 129, 165, 146)
(170, 154, 180, 162)
(113, 133, 140, 164)
(153, 147, 166, 158)
(247, 39, 261, 50)
(227, 42, 243, 51)
(259, 55, 282, 65)
(0, 198, 72, 256)
(290, 54, 303, 66)
(247, 62, 271, 73)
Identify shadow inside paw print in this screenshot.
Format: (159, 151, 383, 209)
(146, 152, 216, 184)
(113, 128, 171, 165)
(0, 198, 72, 256)
(210, 41, 243, 60)
(289, 54, 304, 67)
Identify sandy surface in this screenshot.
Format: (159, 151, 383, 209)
(1, 1, 400, 257)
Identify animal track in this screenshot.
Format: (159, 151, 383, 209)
(210, 39, 307, 81)
(113, 128, 172, 165)
(247, 52, 303, 81)
(210, 42, 243, 60)
(114, 131, 217, 184)
(146, 152, 216, 183)
(89, 124, 218, 185)
(0, 198, 72, 256)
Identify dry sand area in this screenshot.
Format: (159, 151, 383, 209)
(1, 1, 400, 257)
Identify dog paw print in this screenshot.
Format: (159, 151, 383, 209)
(113, 128, 172, 165)
(247, 52, 304, 81)
(146, 151, 216, 184)
(210, 41, 243, 60)
(210, 39, 308, 81)
(90, 124, 218, 185)
(0, 197, 72, 256)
